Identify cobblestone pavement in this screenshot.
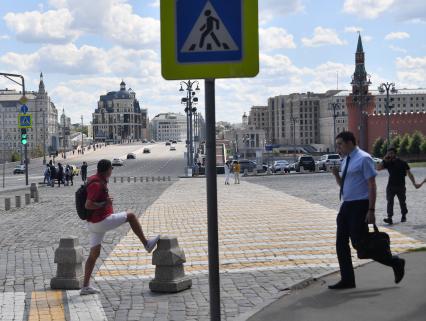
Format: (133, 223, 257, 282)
(0, 168, 425, 320)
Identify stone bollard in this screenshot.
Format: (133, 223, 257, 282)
(157, 176, 161, 182)
(34, 191, 40, 203)
(50, 237, 84, 290)
(4, 198, 11, 211)
(114, 177, 117, 183)
(149, 236, 192, 293)
(146, 177, 149, 182)
(15, 195, 21, 208)
(253, 168, 258, 176)
(281, 168, 285, 175)
(30, 183, 38, 199)
(152, 177, 155, 182)
(163, 176, 166, 182)
(134, 177, 137, 183)
(168, 176, 171, 181)
(127, 177, 131, 183)
(25, 193, 31, 205)
(243, 169, 248, 177)
(267, 168, 272, 175)
(140, 177, 143, 183)
(121, 177, 124, 183)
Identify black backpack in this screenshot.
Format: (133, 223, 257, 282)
(75, 179, 101, 220)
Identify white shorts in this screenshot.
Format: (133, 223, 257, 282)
(87, 212, 128, 248)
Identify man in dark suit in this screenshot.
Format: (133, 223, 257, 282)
(329, 131, 405, 289)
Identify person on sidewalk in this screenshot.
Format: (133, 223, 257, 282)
(49, 161, 56, 187)
(43, 164, 51, 185)
(233, 161, 241, 184)
(80, 159, 160, 295)
(81, 162, 88, 183)
(377, 147, 422, 225)
(224, 161, 231, 185)
(57, 163, 64, 187)
(330, 131, 405, 290)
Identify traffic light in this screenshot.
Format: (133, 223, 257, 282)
(20, 129, 28, 145)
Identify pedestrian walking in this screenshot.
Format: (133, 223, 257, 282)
(43, 164, 51, 185)
(49, 161, 56, 187)
(57, 163, 64, 187)
(233, 161, 240, 184)
(80, 159, 160, 295)
(81, 162, 88, 183)
(224, 161, 231, 185)
(65, 165, 71, 186)
(378, 147, 422, 225)
(330, 131, 405, 290)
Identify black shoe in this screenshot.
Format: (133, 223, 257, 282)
(384, 217, 393, 225)
(401, 216, 407, 223)
(393, 258, 405, 284)
(328, 280, 356, 290)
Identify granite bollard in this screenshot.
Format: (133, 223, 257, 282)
(149, 236, 192, 293)
(4, 198, 11, 211)
(25, 193, 31, 205)
(30, 183, 38, 199)
(15, 195, 21, 208)
(50, 237, 84, 289)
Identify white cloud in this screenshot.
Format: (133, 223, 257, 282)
(395, 56, 426, 87)
(392, 0, 426, 23)
(385, 32, 410, 40)
(389, 45, 407, 53)
(259, 27, 296, 51)
(343, 0, 395, 19)
(149, 0, 159, 8)
(260, 0, 304, 22)
(3, 9, 79, 43)
(0, 35, 10, 40)
(344, 26, 363, 33)
(301, 27, 347, 47)
(363, 35, 373, 42)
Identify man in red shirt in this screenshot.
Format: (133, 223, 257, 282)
(81, 159, 160, 295)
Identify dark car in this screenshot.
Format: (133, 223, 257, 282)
(238, 160, 257, 173)
(295, 155, 316, 172)
(126, 153, 136, 159)
(165, 142, 171, 146)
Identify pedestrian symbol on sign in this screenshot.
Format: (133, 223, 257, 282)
(181, 1, 239, 54)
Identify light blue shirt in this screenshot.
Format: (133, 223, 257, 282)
(341, 147, 377, 202)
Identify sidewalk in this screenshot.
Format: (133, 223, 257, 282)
(247, 251, 426, 321)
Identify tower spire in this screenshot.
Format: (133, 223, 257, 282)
(356, 32, 363, 53)
(38, 71, 46, 94)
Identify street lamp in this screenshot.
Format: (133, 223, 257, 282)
(330, 102, 340, 152)
(179, 80, 200, 174)
(290, 113, 298, 162)
(378, 82, 397, 146)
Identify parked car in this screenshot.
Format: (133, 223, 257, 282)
(143, 148, 151, 154)
(287, 162, 297, 172)
(237, 160, 257, 173)
(271, 160, 290, 173)
(172, 140, 177, 144)
(126, 153, 136, 159)
(295, 155, 316, 172)
(13, 164, 25, 174)
(318, 154, 342, 171)
(170, 146, 176, 151)
(112, 158, 124, 166)
(165, 142, 171, 146)
(142, 139, 148, 143)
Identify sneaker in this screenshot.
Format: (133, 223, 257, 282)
(401, 216, 407, 223)
(384, 217, 393, 225)
(80, 286, 101, 295)
(145, 235, 160, 253)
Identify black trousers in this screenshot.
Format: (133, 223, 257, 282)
(387, 185, 408, 218)
(336, 200, 396, 282)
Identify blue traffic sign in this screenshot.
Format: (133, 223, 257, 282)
(18, 113, 32, 128)
(20, 104, 28, 114)
(176, 0, 243, 64)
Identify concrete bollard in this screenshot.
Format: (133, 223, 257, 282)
(25, 193, 31, 205)
(15, 195, 21, 208)
(152, 177, 155, 182)
(157, 176, 161, 182)
(121, 177, 124, 183)
(134, 177, 137, 183)
(253, 168, 258, 176)
(127, 177, 131, 183)
(4, 198, 11, 211)
(243, 169, 248, 177)
(281, 168, 285, 175)
(168, 176, 171, 181)
(140, 177, 143, 183)
(163, 176, 166, 182)
(114, 177, 117, 183)
(34, 191, 40, 203)
(267, 168, 272, 175)
(149, 236, 192, 293)
(30, 183, 38, 199)
(50, 237, 84, 290)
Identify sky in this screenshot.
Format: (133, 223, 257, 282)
(0, 0, 425, 124)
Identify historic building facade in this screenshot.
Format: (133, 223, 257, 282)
(150, 113, 187, 142)
(92, 81, 148, 142)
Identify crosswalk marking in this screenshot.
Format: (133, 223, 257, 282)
(28, 290, 65, 321)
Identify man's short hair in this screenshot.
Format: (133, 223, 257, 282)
(387, 147, 397, 153)
(336, 131, 357, 145)
(97, 159, 112, 173)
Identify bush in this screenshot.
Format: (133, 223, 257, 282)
(11, 151, 21, 162)
(372, 137, 384, 157)
(421, 140, 426, 154)
(381, 140, 390, 157)
(399, 134, 410, 155)
(408, 131, 423, 155)
(391, 136, 401, 152)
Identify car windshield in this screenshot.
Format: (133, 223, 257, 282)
(300, 157, 313, 161)
(328, 155, 340, 159)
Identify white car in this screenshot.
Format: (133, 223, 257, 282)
(271, 160, 290, 173)
(112, 158, 124, 166)
(318, 154, 342, 171)
(13, 165, 25, 174)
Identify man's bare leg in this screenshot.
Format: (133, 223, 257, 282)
(126, 211, 148, 246)
(83, 244, 101, 287)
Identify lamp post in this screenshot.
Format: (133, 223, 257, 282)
(378, 82, 397, 146)
(330, 102, 339, 152)
(42, 109, 46, 165)
(290, 113, 298, 162)
(179, 80, 200, 174)
(81, 115, 84, 155)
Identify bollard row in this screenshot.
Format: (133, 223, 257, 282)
(4, 190, 40, 211)
(110, 176, 172, 183)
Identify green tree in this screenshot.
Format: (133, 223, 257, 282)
(399, 134, 410, 155)
(391, 135, 401, 152)
(381, 140, 390, 157)
(11, 151, 21, 162)
(372, 137, 384, 157)
(420, 139, 426, 154)
(408, 131, 423, 155)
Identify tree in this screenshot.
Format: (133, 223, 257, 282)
(420, 139, 426, 154)
(11, 151, 20, 162)
(399, 134, 410, 155)
(381, 140, 390, 157)
(408, 131, 423, 155)
(372, 137, 384, 157)
(391, 135, 401, 152)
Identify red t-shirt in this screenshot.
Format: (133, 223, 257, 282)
(86, 174, 113, 223)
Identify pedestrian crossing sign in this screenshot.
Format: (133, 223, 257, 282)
(18, 113, 32, 128)
(160, 0, 259, 80)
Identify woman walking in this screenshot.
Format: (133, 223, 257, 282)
(224, 161, 231, 185)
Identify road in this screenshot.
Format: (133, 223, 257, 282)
(0, 142, 186, 190)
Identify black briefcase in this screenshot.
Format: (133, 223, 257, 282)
(357, 224, 392, 260)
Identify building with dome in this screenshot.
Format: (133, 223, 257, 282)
(92, 81, 148, 142)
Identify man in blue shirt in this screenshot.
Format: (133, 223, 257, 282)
(330, 131, 405, 289)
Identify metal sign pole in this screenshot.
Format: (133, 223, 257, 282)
(24, 144, 28, 186)
(205, 78, 220, 321)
